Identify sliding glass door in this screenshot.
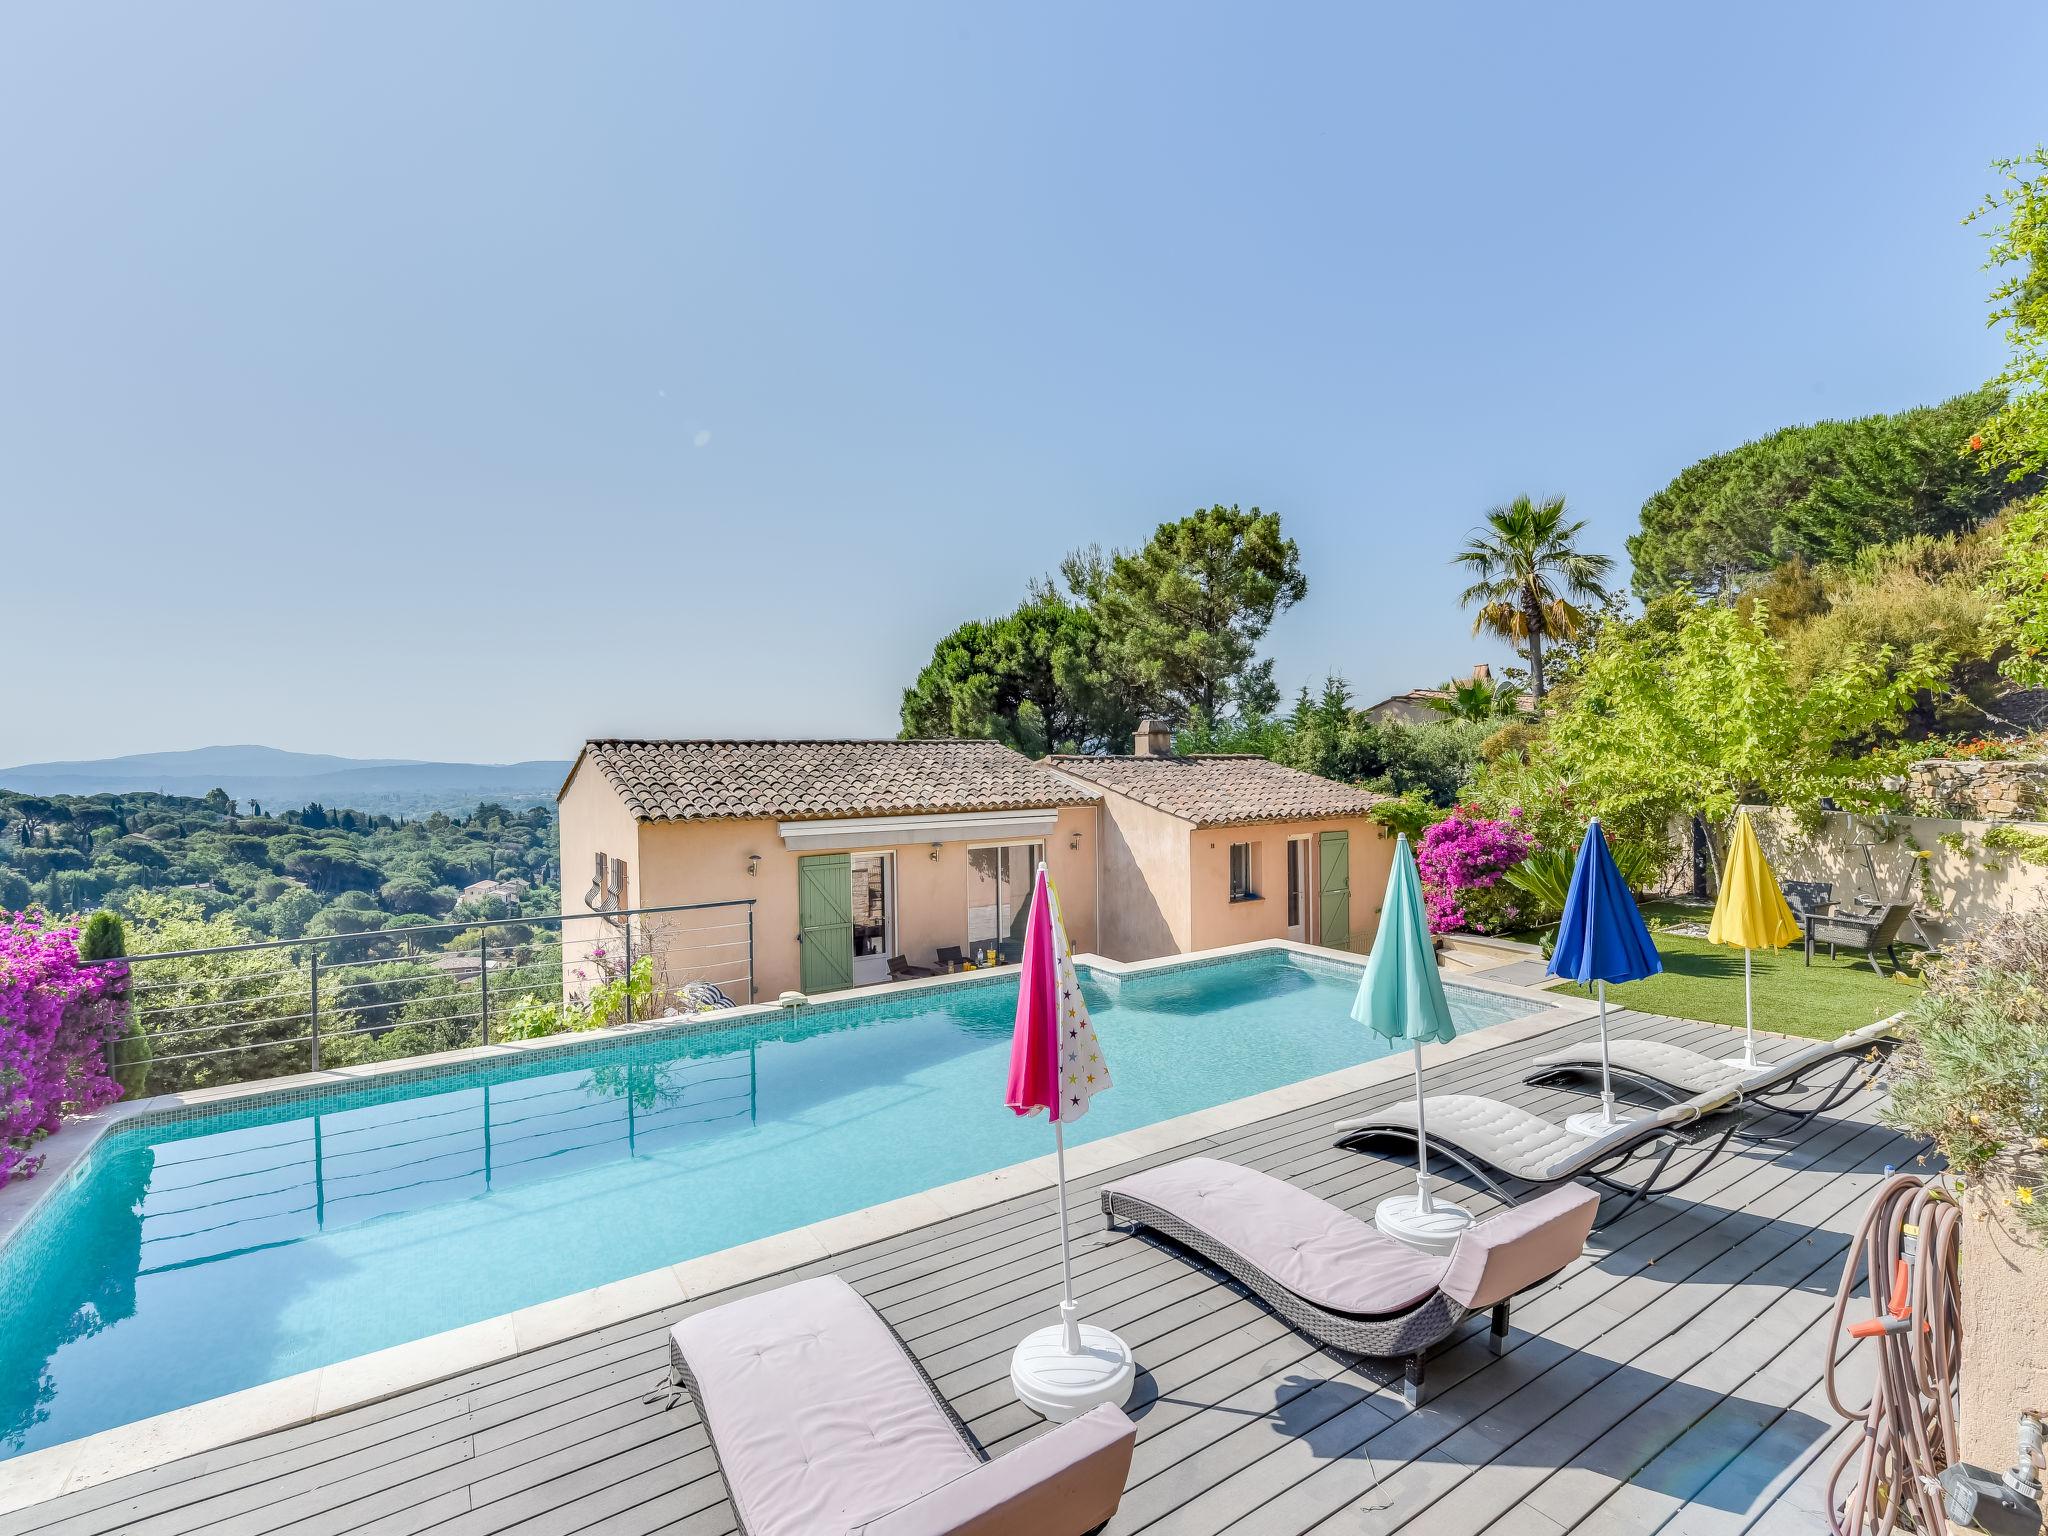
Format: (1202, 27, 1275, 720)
(849, 852, 894, 984)
(965, 842, 1045, 961)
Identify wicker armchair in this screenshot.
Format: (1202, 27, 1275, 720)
(1803, 901, 1912, 976)
(1780, 879, 1833, 918)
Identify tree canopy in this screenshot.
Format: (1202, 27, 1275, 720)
(897, 583, 1138, 754)
(900, 504, 1305, 751)
(1626, 389, 2018, 599)
(1491, 597, 1940, 847)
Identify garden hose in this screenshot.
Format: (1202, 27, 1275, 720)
(1825, 1171, 1964, 1536)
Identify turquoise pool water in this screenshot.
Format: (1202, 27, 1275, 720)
(0, 950, 1536, 1458)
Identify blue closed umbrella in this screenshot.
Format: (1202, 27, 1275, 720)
(1547, 818, 1662, 1136)
(1353, 834, 1470, 1252)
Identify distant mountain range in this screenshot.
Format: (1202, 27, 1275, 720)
(0, 745, 574, 816)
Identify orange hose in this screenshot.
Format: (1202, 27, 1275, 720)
(1825, 1171, 1963, 1536)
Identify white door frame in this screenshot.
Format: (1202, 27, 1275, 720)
(1286, 835, 1313, 942)
(848, 849, 897, 984)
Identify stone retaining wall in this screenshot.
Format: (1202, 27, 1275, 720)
(1908, 758, 2048, 822)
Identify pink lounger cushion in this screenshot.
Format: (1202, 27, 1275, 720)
(672, 1275, 1136, 1536)
(853, 1404, 1136, 1536)
(672, 1276, 981, 1536)
(1438, 1183, 1598, 1310)
(1103, 1157, 1597, 1317)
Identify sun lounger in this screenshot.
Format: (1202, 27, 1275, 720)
(1332, 1088, 1744, 1224)
(1523, 1017, 1900, 1130)
(1100, 1156, 1597, 1408)
(668, 1275, 1135, 1536)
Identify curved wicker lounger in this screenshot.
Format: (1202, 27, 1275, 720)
(668, 1275, 1135, 1536)
(1100, 1156, 1598, 1408)
(1332, 1088, 1743, 1225)
(1523, 1017, 1900, 1130)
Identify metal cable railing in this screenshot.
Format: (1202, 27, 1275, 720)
(87, 901, 756, 1093)
(134, 1051, 763, 1261)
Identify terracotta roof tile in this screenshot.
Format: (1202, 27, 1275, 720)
(574, 739, 1099, 822)
(1045, 753, 1383, 828)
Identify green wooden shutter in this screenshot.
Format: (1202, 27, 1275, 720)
(1317, 832, 1351, 951)
(798, 853, 854, 993)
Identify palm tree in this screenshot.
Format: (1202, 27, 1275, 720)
(1453, 495, 1615, 703)
(1428, 674, 1523, 723)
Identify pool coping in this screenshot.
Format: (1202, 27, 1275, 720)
(0, 939, 1594, 1512)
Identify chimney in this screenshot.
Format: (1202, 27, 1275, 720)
(1133, 717, 1174, 757)
(1471, 663, 1492, 683)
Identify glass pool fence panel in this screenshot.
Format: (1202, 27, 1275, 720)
(99, 901, 756, 1095)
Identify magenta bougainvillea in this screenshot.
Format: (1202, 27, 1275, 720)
(1, 912, 128, 1186)
(1415, 809, 1535, 935)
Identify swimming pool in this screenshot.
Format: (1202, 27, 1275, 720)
(0, 949, 1537, 1457)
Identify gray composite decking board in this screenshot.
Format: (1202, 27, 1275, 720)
(24, 1015, 1859, 1531)
(1109, 1113, 1905, 1536)
(28, 1036, 1859, 1536)
(1123, 1114, 1908, 1536)
(13, 1011, 1906, 1536)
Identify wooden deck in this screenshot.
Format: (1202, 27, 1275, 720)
(15, 1006, 1912, 1536)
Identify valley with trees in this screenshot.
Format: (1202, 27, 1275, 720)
(0, 789, 560, 943)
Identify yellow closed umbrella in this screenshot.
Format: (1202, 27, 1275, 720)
(1707, 811, 1801, 1069)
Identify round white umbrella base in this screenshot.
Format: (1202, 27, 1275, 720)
(1010, 1324, 1136, 1422)
(1565, 1108, 1640, 1139)
(1374, 1193, 1475, 1254)
(1720, 1053, 1761, 1070)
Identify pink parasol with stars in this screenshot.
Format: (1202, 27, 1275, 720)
(1004, 863, 1123, 1383)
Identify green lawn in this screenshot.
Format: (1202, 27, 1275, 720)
(1546, 902, 1923, 1042)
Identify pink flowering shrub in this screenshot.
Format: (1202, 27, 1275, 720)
(1415, 809, 1535, 935)
(0, 911, 128, 1186)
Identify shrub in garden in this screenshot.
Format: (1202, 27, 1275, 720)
(0, 910, 127, 1185)
(80, 910, 148, 1100)
(1885, 910, 2048, 1241)
(1414, 810, 1534, 935)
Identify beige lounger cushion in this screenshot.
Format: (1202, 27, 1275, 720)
(672, 1275, 980, 1536)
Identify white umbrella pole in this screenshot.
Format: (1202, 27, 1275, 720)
(1743, 949, 1757, 1068)
(1054, 1119, 1081, 1354)
(1410, 1039, 1434, 1214)
(1597, 980, 1616, 1128)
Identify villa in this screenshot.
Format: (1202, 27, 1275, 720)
(556, 722, 1393, 998)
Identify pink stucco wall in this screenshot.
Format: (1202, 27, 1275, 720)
(560, 776, 1100, 999)
(1186, 815, 1393, 953)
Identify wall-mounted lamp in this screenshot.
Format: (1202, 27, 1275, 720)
(1067, 832, 1081, 851)
(746, 854, 762, 877)
(929, 841, 942, 862)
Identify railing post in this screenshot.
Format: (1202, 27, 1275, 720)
(748, 904, 756, 1004)
(622, 918, 634, 1025)
(479, 931, 491, 1046)
(308, 952, 321, 1072)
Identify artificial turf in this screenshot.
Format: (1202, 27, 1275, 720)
(1546, 902, 1922, 1042)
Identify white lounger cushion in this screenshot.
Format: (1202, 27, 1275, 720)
(1343, 1091, 1730, 1183)
(1530, 1039, 1750, 1097)
(1531, 1016, 1901, 1098)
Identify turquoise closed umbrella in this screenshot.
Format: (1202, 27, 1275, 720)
(1353, 834, 1472, 1253)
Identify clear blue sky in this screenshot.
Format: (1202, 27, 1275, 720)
(3, 3, 2042, 765)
